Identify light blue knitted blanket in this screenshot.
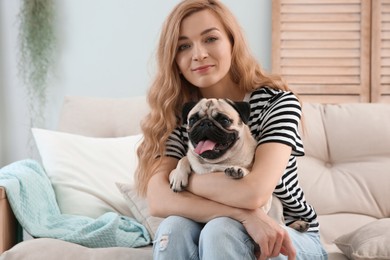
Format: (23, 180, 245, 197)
(0, 159, 151, 248)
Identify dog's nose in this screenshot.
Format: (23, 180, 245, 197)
(200, 120, 213, 127)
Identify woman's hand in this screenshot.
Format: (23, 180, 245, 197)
(241, 208, 296, 260)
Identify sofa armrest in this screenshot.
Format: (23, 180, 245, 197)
(0, 187, 17, 254)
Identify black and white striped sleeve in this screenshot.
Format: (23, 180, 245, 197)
(255, 92, 304, 156)
(165, 126, 188, 160)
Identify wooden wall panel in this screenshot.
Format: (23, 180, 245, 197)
(272, 0, 371, 103)
(372, 0, 390, 102)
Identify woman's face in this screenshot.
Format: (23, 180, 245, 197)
(175, 9, 234, 94)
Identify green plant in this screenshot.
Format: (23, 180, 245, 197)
(18, 0, 56, 128)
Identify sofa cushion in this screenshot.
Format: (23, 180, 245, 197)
(116, 183, 163, 240)
(298, 103, 390, 219)
(325, 104, 390, 162)
(334, 218, 390, 260)
(32, 128, 142, 218)
(317, 213, 377, 254)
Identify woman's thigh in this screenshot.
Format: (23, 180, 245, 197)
(154, 216, 256, 260)
(154, 216, 327, 260)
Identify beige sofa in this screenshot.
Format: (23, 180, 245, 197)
(1, 96, 389, 260)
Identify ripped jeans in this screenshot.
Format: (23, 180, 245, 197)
(153, 216, 328, 260)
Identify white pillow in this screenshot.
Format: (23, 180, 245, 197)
(32, 128, 142, 218)
(334, 219, 390, 260)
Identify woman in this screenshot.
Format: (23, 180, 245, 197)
(135, 0, 327, 259)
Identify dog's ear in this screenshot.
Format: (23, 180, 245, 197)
(182, 101, 197, 124)
(226, 100, 251, 124)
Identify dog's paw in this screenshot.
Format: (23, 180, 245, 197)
(169, 169, 189, 192)
(290, 220, 310, 232)
(224, 167, 249, 179)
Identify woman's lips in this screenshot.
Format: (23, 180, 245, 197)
(192, 65, 214, 72)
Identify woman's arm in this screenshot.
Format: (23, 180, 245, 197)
(147, 155, 296, 259)
(147, 156, 244, 222)
(187, 142, 292, 210)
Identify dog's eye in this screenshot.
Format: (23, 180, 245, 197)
(188, 115, 199, 127)
(218, 116, 232, 127)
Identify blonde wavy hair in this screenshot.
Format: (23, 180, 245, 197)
(135, 0, 291, 196)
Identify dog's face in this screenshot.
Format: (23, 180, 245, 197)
(183, 98, 251, 162)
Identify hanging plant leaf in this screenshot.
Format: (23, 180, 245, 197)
(18, 0, 56, 128)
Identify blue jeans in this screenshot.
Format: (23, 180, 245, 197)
(153, 216, 328, 260)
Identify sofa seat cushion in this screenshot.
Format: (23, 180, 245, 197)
(0, 238, 152, 260)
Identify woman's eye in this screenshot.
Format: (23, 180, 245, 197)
(178, 43, 191, 51)
(205, 37, 218, 43)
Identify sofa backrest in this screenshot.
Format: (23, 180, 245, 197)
(299, 103, 390, 219)
(58, 96, 390, 219)
(58, 96, 149, 137)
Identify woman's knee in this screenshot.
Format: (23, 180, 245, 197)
(200, 217, 253, 249)
(154, 216, 202, 250)
(201, 217, 246, 239)
(156, 216, 196, 231)
(199, 217, 255, 259)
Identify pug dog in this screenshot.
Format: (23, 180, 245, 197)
(169, 98, 309, 232)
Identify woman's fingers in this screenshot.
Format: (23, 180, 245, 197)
(281, 231, 296, 259)
(259, 228, 295, 260)
(269, 232, 283, 257)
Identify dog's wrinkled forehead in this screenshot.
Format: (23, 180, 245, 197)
(189, 98, 237, 118)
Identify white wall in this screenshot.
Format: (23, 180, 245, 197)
(0, 0, 272, 167)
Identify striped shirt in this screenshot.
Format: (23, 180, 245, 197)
(166, 87, 319, 232)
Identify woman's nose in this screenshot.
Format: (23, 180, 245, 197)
(192, 44, 208, 61)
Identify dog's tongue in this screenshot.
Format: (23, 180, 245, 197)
(194, 140, 217, 155)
